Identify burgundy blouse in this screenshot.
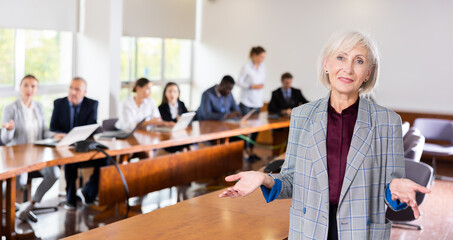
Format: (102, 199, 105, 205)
(326, 99, 359, 205)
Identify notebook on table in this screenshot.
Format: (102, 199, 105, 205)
(152, 112, 196, 133)
(34, 124, 99, 147)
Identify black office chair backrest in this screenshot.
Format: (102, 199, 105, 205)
(385, 159, 433, 222)
(102, 118, 119, 131)
(403, 127, 425, 162)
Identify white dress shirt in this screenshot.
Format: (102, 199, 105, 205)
(115, 96, 161, 130)
(169, 101, 179, 120)
(20, 100, 38, 143)
(237, 60, 266, 108)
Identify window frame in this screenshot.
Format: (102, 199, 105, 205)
(0, 28, 75, 98)
(121, 37, 194, 106)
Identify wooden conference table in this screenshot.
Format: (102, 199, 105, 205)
(0, 112, 290, 239)
(64, 188, 291, 240)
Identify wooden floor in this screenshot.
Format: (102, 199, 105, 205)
(10, 150, 453, 240)
(390, 180, 453, 240)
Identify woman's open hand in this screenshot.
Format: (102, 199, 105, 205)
(389, 178, 431, 219)
(219, 171, 274, 198)
(2, 120, 14, 130)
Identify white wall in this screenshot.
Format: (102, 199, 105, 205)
(123, 0, 196, 39)
(76, 0, 122, 121)
(193, 0, 453, 114)
(0, 0, 77, 31)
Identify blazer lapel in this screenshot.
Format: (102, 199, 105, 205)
(14, 99, 24, 119)
(177, 102, 183, 116)
(63, 98, 71, 132)
(338, 97, 373, 205)
(78, 97, 89, 124)
(311, 95, 330, 197)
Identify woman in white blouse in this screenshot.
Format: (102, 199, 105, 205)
(237, 46, 266, 163)
(115, 78, 174, 131)
(1, 75, 64, 222)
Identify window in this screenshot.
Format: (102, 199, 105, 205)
(121, 37, 192, 106)
(0, 28, 73, 123)
(23, 30, 73, 84)
(0, 28, 15, 87)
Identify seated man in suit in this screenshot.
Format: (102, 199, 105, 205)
(196, 75, 241, 120)
(268, 72, 308, 116)
(268, 72, 308, 157)
(50, 77, 107, 209)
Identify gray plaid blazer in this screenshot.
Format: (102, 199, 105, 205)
(275, 95, 405, 240)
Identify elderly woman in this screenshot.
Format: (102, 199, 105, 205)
(219, 31, 430, 239)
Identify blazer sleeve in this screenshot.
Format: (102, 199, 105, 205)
(294, 89, 308, 105)
(384, 112, 406, 210)
(272, 106, 307, 199)
(158, 104, 173, 122)
(268, 91, 280, 114)
(180, 101, 188, 114)
(86, 100, 98, 125)
(1, 104, 15, 144)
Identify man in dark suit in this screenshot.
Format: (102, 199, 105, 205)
(50, 77, 106, 209)
(268, 72, 308, 116)
(268, 72, 308, 156)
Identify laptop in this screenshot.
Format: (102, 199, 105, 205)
(98, 118, 146, 139)
(152, 112, 196, 133)
(223, 109, 257, 123)
(34, 124, 99, 147)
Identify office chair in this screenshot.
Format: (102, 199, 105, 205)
(413, 118, 453, 180)
(385, 159, 433, 230)
(403, 127, 425, 162)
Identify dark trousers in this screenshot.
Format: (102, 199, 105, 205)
(239, 103, 261, 150)
(65, 158, 109, 205)
(328, 203, 339, 240)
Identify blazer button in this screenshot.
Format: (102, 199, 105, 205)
(367, 219, 371, 226)
(303, 207, 306, 214)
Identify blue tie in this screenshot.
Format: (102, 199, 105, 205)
(285, 90, 290, 102)
(72, 105, 78, 129)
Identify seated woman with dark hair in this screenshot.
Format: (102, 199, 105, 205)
(158, 82, 192, 152)
(158, 82, 188, 122)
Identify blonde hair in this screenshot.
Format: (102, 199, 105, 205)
(317, 31, 380, 94)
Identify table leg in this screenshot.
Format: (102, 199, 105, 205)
(6, 177, 16, 240)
